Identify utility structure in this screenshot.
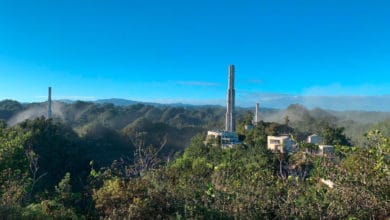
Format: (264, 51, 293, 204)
(206, 64, 239, 148)
(48, 87, 52, 119)
(225, 64, 236, 132)
(254, 102, 260, 124)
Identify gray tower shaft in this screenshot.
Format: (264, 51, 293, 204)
(254, 102, 260, 123)
(225, 65, 235, 132)
(48, 87, 52, 119)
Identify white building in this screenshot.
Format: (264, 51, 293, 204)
(267, 135, 295, 153)
(207, 130, 240, 148)
(318, 145, 334, 155)
(244, 124, 254, 131)
(307, 134, 323, 145)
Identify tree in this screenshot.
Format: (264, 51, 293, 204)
(22, 173, 79, 219)
(0, 120, 6, 129)
(16, 118, 84, 193)
(0, 128, 31, 216)
(320, 123, 351, 146)
(326, 130, 390, 218)
(25, 147, 46, 198)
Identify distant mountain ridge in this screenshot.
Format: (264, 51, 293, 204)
(3, 94, 390, 111)
(93, 95, 390, 112)
(94, 98, 224, 109)
(94, 98, 144, 106)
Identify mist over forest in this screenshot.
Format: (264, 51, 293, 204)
(1, 99, 389, 145)
(0, 99, 389, 219)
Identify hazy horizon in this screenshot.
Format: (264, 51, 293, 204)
(3, 93, 390, 112)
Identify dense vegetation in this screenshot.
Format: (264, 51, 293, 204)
(0, 100, 389, 218)
(2, 100, 390, 146)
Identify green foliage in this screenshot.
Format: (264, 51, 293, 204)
(0, 128, 31, 216)
(55, 172, 80, 207)
(15, 118, 85, 194)
(22, 199, 78, 219)
(0, 120, 6, 129)
(0, 100, 389, 219)
(20, 172, 81, 219)
(320, 123, 351, 146)
(323, 130, 390, 219)
(90, 126, 390, 219)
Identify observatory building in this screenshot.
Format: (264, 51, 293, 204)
(267, 135, 294, 153)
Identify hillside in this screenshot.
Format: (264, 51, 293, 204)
(0, 104, 388, 218)
(1, 100, 390, 148)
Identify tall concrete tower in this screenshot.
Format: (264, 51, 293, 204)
(225, 65, 235, 132)
(48, 87, 52, 119)
(254, 102, 260, 124)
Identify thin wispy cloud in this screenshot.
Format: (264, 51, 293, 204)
(176, 81, 220, 87)
(147, 98, 225, 106)
(246, 79, 263, 84)
(237, 91, 290, 100)
(33, 95, 97, 101)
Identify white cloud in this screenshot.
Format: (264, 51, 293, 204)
(246, 79, 263, 84)
(176, 81, 220, 86)
(147, 98, 225, 106)
(32, 95, 96, 101)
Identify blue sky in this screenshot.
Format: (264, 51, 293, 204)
(0, 0, 389, 106)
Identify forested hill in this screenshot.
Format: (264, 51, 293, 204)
(0, 100, 238, 165)
(0, 99, 389, 218)
(1, 99, 389, 146)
